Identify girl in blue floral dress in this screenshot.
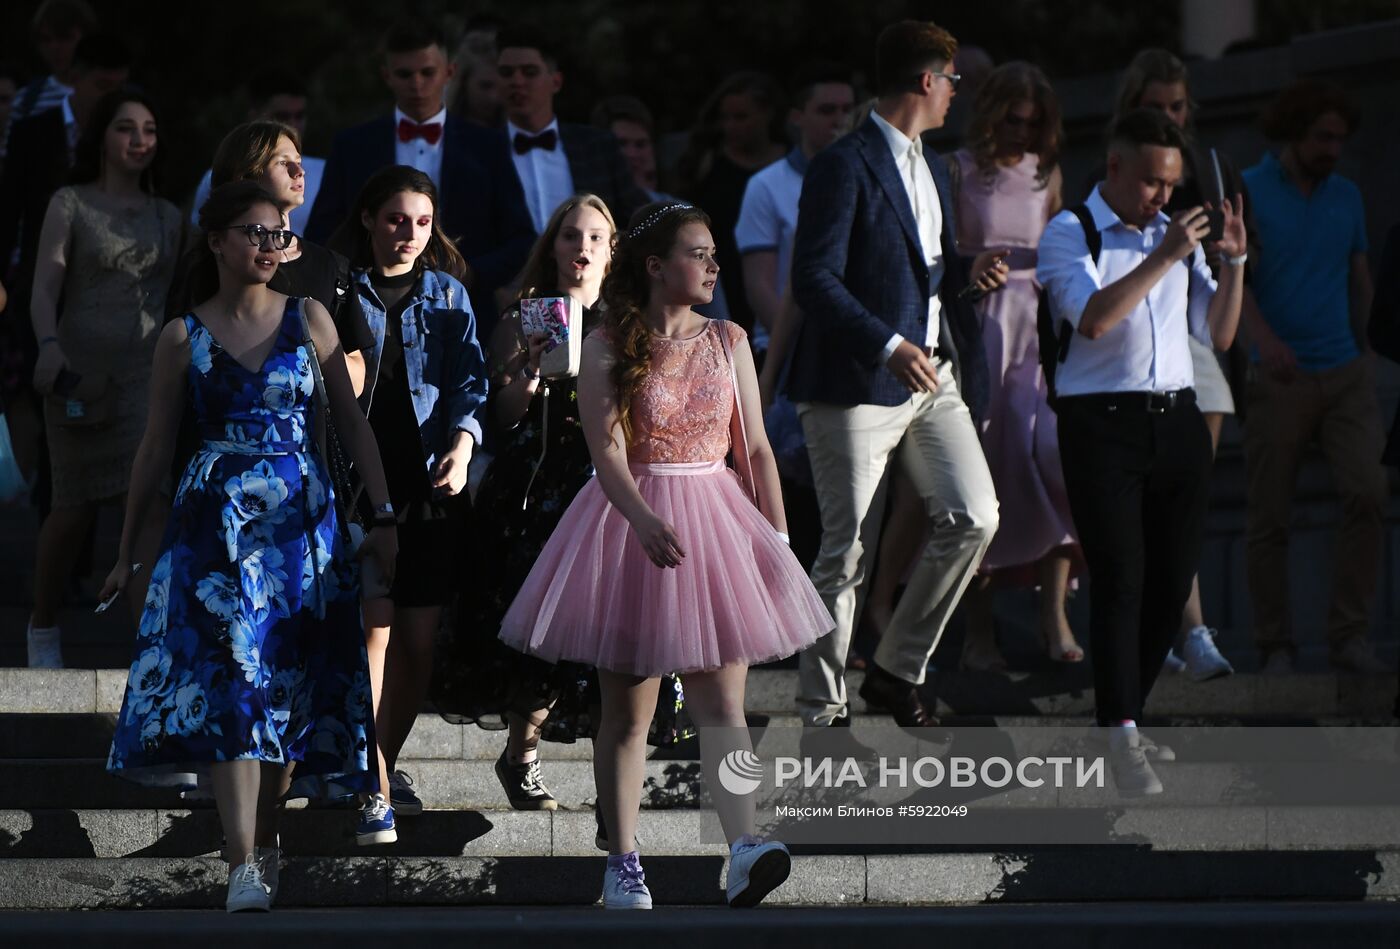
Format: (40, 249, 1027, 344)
(101, 181, 398, 912)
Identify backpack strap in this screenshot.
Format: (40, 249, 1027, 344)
(1069, 203, 1101, 265)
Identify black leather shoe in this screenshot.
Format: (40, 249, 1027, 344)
(858, 664, 939, 729)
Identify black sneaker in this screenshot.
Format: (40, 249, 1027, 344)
(495, 749, 558, 811)
(388, 769, 423, 817)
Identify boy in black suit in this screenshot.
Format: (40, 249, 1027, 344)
(495, 27, 645, 233)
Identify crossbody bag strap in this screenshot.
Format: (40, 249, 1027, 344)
(717, 319, 757, 504)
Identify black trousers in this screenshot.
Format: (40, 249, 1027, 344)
(1056, 392, 1213, 725)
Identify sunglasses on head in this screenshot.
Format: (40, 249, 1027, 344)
(222, 224, 295, 250)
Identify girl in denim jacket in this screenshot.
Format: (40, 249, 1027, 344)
(330, 165, 487, 844)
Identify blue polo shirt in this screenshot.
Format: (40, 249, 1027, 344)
(1242, 151, 1368, 371)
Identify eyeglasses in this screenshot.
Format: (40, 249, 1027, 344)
(930, 71, 961, 90)
(222, 224, 295, 250)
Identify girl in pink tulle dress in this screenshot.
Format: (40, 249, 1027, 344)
(500, 202, 832, 910)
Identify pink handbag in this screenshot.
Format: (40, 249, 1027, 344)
(716, 320, 758, 506)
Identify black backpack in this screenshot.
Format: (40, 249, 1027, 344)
(1037, 205, 1098, 409)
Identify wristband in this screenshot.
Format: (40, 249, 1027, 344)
(1225, 252, 1248, 267)
(39, 336, 58, 347)
(775, 531, 790, 545)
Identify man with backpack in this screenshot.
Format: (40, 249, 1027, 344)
(1037, 108, 1245, 796)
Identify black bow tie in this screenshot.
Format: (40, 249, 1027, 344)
(513, 129, 558, 154)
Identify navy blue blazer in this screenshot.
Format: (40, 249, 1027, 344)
(786, 117, 987, 419)
(306, 114, 535, 315)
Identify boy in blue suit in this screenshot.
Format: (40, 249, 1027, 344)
(307, 20, 533, 333)
(789, 21, 1007, 731)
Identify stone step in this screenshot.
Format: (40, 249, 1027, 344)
(3, 850, 1400, 909)
(2, 666, 1394, 718)
(6, 804, 1400, 860)
(5, 756, 1400, 812)
(7, 710, 1389, 760)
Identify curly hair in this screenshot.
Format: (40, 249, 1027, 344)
(600, 202, 712, 445)
(1260, 79, 1360, 143)
(964, 61, 1061, 186)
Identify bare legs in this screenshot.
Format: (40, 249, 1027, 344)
(962, 547, 1081, 668)
(683, 663, 755, 845)
(594, 669, 660, 856)
(506, 708, 549, 764)
(210, 760, 292, 872)
(364, 600, 441, 796)
(595, 663, 755, 853)
(862, 471, 925, 637)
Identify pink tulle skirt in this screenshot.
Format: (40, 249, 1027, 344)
(498, 460, 834, 677)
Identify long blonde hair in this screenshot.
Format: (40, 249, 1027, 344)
(516, 194, 618, 299)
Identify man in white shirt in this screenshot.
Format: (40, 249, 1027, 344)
(189, 72, 325, 235)
(788, 22, 1007, 733)
(495, 27, 644, 234)
(736, 62, 855, 360)
(1038, 108, 1245, 795)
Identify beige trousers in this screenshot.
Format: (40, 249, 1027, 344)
(796, 364, 999, 726)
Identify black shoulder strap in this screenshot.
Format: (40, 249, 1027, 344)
(1069, 204, 1100, 264)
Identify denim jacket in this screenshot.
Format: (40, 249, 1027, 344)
(354, 267, 488, 470)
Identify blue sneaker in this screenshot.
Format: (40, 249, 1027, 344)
(356, 793, 397, 845)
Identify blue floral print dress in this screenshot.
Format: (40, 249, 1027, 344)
(106, 298, 375, 799)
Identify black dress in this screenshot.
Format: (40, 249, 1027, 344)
(359, 269, 470, 608)
(433, 304, 692, 745)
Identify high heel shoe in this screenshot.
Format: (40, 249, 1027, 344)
(1042, 626, 1085, 664)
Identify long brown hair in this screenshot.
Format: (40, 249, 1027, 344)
(600, 201, 711, 445)
(516, 193, 617, 299)
(327, 165, 469, 282)
(964, 62, 1061, 185)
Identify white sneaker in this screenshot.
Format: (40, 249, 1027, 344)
(1108, 727, 1163, 797)
(26, 622, 62, 669)
(601, 852, 653, 909)
(225, 854, 271, 912)
(1179, 626, 1233, 681)
(725, 836, 791, 908)
(255, 842, 280, 901)
(1161, 649, 1186, 674)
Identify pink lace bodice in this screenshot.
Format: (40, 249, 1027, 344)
(626, 319, 742, 464)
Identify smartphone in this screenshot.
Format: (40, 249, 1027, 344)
(95, 563, 143, 613)
(53, 368, 82, 397)
(1204, 148, 1227, 243)
(1202, 208, 1225, 243)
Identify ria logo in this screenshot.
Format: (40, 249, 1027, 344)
(717, 749, 764, 796)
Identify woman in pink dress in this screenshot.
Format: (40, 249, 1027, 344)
(499, 202, 832, 909)
(950, 63, 1083, 669)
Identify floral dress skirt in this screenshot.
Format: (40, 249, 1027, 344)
(106, 301, 376, 800)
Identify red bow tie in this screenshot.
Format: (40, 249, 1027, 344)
(398, 118, 443, 146)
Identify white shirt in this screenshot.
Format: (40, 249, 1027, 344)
(735, 152, 806, 352)
(395, 106, 447, 190)
(869, 111, 944, 359)
(1037, 184, 1219, 396)
(190, 156, 326, 235)
(507, 117, 575, 234)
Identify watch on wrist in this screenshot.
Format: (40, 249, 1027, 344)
(1225, 252, 1248, 267)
